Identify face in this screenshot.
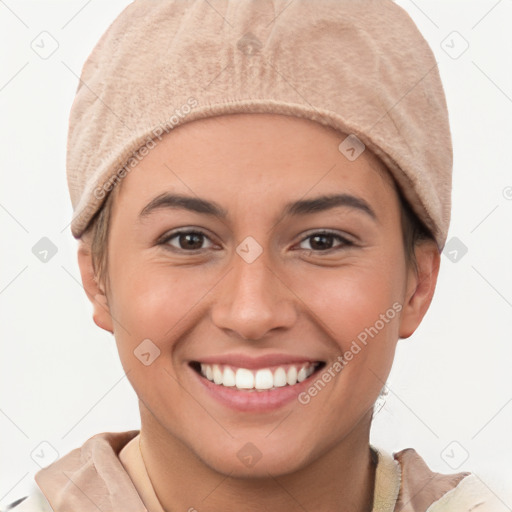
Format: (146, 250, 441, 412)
(83, 113, 434, 477)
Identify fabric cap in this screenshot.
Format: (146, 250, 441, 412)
(66, 0, 452, 249)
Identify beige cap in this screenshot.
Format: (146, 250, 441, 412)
(66, 0, 452, 249)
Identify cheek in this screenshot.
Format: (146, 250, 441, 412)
(107, 264, 212, 415)
(294, 255, 404, 403)
(108, 262, 212, 362)
(299, 259, 403, 347)
(290, 283, 396, 429)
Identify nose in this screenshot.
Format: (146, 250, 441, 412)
(210, 247, 298, 341)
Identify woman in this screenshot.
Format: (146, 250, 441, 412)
(5, 0, 507, 510)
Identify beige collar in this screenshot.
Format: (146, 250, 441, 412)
(118, 433, 166, 512)
(117, 433, 402, 512)
(34, 430, 469, 512)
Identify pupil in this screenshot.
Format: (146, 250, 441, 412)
(311, 234, 332, 250)
(181, 233, 202, 249)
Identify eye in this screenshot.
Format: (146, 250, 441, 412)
(297, 231, 354, 252)
(158, 229, 353, 253)
(159, 229, 215, 251)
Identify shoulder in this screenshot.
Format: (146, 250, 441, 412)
(2, 430, 141, 512)
(394, 447, 509, 511)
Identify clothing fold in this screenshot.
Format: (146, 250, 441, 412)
(5, 430, 504, 512)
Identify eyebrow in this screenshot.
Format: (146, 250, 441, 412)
(138, 192, 377, 221)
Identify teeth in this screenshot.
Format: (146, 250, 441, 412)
(223, 366, 236, 387)
(297, 367, 308, 382)
(254, 369, 273, 389)
(198, 362, 319, 390)
(212, 364, 223, 385)
(286, 366, 297, 385)
(236, 368, 254, 389)
(273, 367, 287, 387)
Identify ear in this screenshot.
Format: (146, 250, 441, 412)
(77, 238, 114, 334)
(398, 240, 441, 339)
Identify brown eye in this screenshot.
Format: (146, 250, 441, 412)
(161, 230, 214, 251)
(298, 231, 353, 252)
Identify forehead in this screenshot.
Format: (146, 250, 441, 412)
(114, 113, 398, 214)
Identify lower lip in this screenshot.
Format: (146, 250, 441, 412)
(190, 366, 319, 413)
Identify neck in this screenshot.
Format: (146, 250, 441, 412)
(138, 403, 376, 512)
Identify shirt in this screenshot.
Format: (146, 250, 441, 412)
(2, 429, 508, 511)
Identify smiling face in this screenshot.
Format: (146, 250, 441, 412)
(78, 113, 439, 478)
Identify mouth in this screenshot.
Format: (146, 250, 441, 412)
(189, 360, 326, 392)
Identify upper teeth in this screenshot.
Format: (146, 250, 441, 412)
(199, 363, 318, 391)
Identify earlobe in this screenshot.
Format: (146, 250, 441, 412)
(398, 241, 441, 339)
(77, 239, 114, 334)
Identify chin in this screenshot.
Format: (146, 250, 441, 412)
(202, 450, 312, 479)
(186, 432, 321, 479)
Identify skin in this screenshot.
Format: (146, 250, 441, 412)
(78, 113, 440, 512)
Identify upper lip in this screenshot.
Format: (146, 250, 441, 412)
(191, 353, 323, 369)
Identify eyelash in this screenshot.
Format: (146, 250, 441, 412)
(158, 229, 354, 253)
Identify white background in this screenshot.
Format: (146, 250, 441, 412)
(1, 0, 511, 507)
